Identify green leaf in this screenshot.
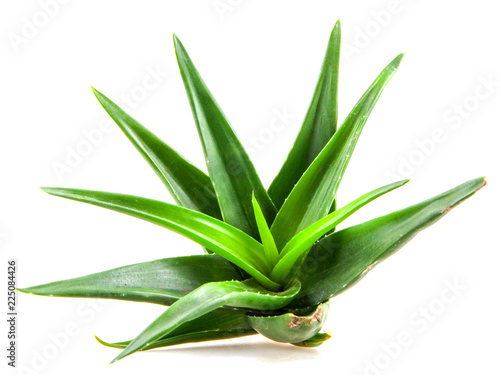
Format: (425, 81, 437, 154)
(91, 88, 222, 220)
(271, 53, 404, 251)
(252, 194, 279, 271)
(40, 188, 280, 291)
(96, 311, 256, 350)
(271, 179, 409, 283)
(18, 255, 241, 306)
(269, 20, 341, 210)
(291, 332, 332, 348)
(174, 35, 276, 239)
(110, 279, 301, 363)
(247, 302, 329, 343)
(289, 177, 486, 309)
(97, 330, 254, 351)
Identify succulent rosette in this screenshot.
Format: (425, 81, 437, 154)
(20, 21, 485, 363)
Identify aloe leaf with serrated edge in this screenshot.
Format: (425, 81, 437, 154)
(174, 35, 276, 239)
(269, 20, 341, 210)
(18, 255, 241, 306)
(40, 188, 280, 291)
(252, 194, 279, 271)
(271, 179, 409, 284)
(96, 311, 256, 350)
(91, 88, 222, 220)
(110, 279, 301, 363)
(271, 53, 404, 251)
(288, 177, 486, 309)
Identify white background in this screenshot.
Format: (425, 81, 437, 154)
(1, 1, 499, 374)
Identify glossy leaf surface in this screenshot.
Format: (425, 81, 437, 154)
(289, 177, 486, 308)
(252, 194, 279, 271)
(271, 179, 408, 283)
(92, 88, 222, 220)
(111, 279, 301, 363)
(22, 21, 488, 358)
(174, 36, 276, 238)
(269, 20, 341, 209)
(96, 311, 256, 350)
(41, 188, 280, 290)
(19, 255, 240, 306)
(271, 54, 404, 251)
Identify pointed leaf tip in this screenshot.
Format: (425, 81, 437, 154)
(271, 179, 409, 283)
(332, 19, 341, 33)
(269, 18, 341, 210)
(36, 188, 279, 288)
(173, 34, 180, 45)
(480, 176, 487, 188)
(271, 53, 403, 250)
(111, 279, 299, 362)
(91, 87, 105, 103)
(393, 52, 405, 67)
(290, 176, 486, 308)
(19, 255, 241, 305)
(173, 34, 185, 53)
(40, 187, 53, 194)
(252, 193, 279, 269)
(90, 88, 223, 221)
(174, 34, 276, 238)
(95, 312, 256, 351)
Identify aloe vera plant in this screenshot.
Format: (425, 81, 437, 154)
(21, 21, 485, 363)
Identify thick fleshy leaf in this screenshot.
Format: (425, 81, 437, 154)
(252, 194, 279, 271)
(271, 179, 408, 283)
(174, 35, 276, 238)
(18, 255, 241, 306)
(269, 20, 341, 209)
(40, 188, 280, 290)
(247, 302, 329, 343)
(110, 279, 301, 363)
(271, 54, 404, 251)
(96, 311, 256, 350)
(92, 88, 222, 220)
(289, 177, 486, 309)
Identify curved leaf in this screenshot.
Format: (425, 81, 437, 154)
(269, 20, 341, 209)
(271, 53, 404, 251)
(174, 35, 276, 238)
(18, 255, 241, 306)
(291, 332, 332, 348)
(91, 88, 222, 220)
(247, 302, 329, 343)
(110, 279, 301, 363)
(271, 179, 408, 283)
(252, 194, 279, 270)
(40, 188, 280, 290)
(289, 177, 486, 309)
(96, 311, 256, 350)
